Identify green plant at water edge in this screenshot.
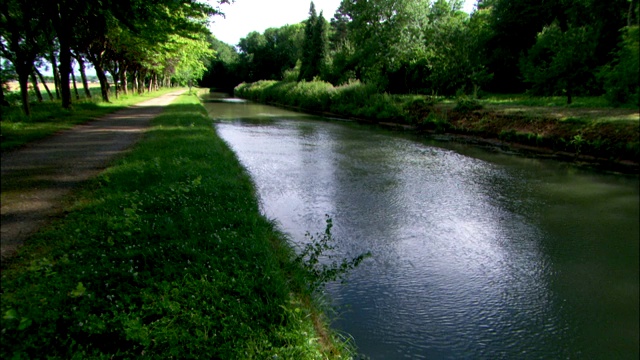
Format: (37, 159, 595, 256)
(295, 216, 371, 293)
(570, 134, 586, 154)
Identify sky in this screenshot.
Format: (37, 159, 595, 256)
(209, 0, 477, 46)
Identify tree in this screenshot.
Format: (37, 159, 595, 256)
(299, 2, 328, 81)
(0, 60, 17, 107)
(520, 22, 596, 104)
(200, 37, 241, 90)
(0, 0, 53, 115)
(481, 0, 558, 92)
(599, 25, 640, 106)
(415, 0, 492, 95)
(235, 23, 304, 82)
(335, 0, 431, 90)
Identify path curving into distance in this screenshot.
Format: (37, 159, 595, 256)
(1, 90, 187, 261)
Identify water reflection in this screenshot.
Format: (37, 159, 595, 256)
(204, 98, 639, 359)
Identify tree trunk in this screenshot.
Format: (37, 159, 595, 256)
(94, 65, 110, 102)
(121, 68, 128, 95)
(566, 80, 573, 105)
(76, 56, 92, 98)
(138, 70, 146, 94)
(30, 72, 43, 102)
(147, 72, 153, 93)
(70, 65, 80, 100)
(18, 70, 31, 116)
(58, 37, 73, 108)
(131, 69, 138, 94)
(112, 71, 119, 99)
(34, 68, 54, 100)
(49, 6, 72, 108)
(0, 81, 8, 107)
(50, 52, 61, 99)
(114, 76, 119, 99)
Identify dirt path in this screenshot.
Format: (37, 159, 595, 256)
(1, 90, 186, 261)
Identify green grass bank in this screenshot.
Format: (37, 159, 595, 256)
(235, 80, 640, 172)
(1, 93, 350, 358)
(1, 87, 179, 152)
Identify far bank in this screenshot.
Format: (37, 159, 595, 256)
(234, 80, 639, 173)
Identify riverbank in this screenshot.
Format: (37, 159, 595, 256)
(234, 80, 639, 173)
(0, 92, 350, 358)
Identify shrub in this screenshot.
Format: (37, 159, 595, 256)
(454, 96, 483, 112)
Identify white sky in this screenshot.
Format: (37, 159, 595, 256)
(209, 0, 477, 46)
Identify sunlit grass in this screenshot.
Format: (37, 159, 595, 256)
(479, 93, 637, 109)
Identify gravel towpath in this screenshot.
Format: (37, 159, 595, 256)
(1, 90, 186, 261)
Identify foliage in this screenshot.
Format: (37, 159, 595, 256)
(1, 0, 226, 111)
(199, 37, 242, 90)
(454, 96, 483, 112)
(295, 216, 371, 293)
(0, 0, 54, 115)
(235, 24, 305, 83)
(299, 2, 329, 82)
(599, 25, 640, 106)
(0, 94, 352, 359)
(235, 79, 409, 122)
(520, 21, 597, 104)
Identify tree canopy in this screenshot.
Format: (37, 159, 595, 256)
(1, 0, 228, 114)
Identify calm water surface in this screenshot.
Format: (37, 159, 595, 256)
(204, 96, 639, 359)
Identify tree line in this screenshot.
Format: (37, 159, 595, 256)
(1, 0, 228, 116)
(202, 0, 639, 106)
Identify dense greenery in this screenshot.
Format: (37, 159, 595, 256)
(202, 0, 639, 107)
(0, 93, 354, 358)
(235, 80, 640, 166)
(1, 0, 227, 115)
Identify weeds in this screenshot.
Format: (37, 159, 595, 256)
(295, 216, 371, 293)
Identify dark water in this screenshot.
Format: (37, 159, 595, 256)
(203, 96, 639, 359)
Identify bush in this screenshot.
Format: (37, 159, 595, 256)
(454, 96, 483, 112)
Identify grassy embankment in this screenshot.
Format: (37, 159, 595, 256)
(1, 87, 179, 152)
(235, 80, 640, 170)
(0, 93, 351, 358)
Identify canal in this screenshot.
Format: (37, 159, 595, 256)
(203, 96, 639, 359)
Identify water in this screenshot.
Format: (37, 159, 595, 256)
(203, 96, 639, 359)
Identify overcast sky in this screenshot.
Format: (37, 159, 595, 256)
(209, 0, 477, 46)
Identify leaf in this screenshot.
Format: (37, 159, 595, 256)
(18, 317, 32, 330)
(4, 309, 18, 320)
(69, 282, 87, 298)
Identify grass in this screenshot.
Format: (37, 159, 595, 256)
(0, 92, 353, 358)
(477, 93, 615, 108)
(1, 87, 180, 152)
